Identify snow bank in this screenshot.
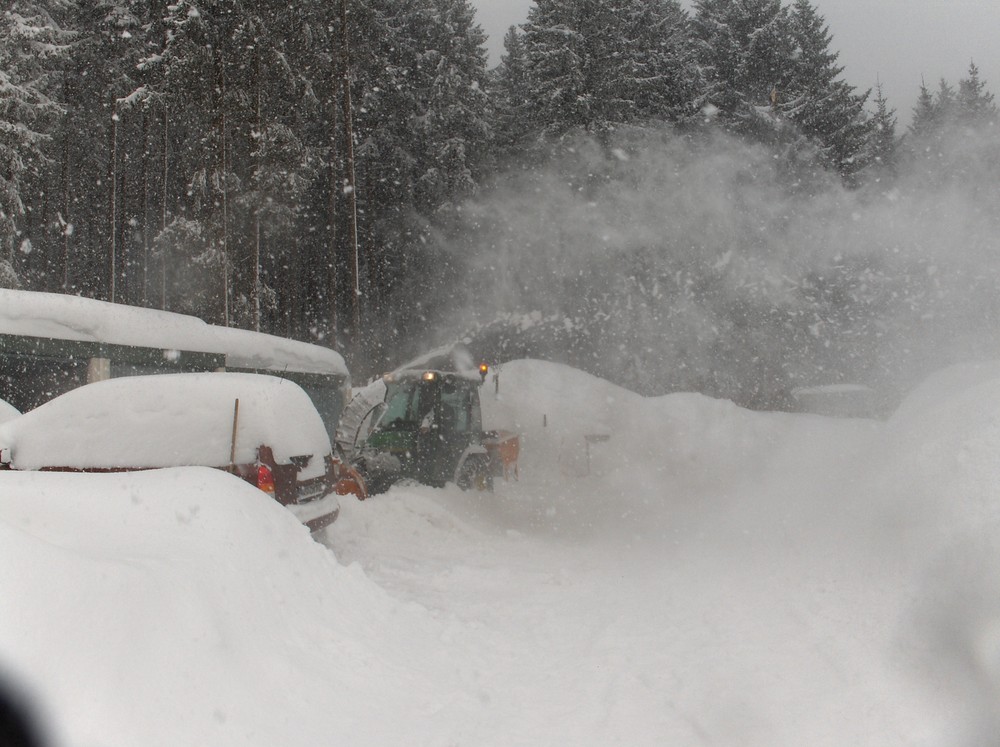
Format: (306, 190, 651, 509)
(0, 469, 475, 747)
(5, 358, 1000, 745)
(0, 289, 347, 376)
(0, 373, 332, 476)
(0, 398, 19, 424)
(481, 359, 878, 540)
(335, 359, 1000, 744)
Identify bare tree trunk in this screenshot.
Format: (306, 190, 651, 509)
(328, 92, 339, 343)
(219, 56, 230, 327)
(108, 100, 119, 303)
(61, 106, 71, 292)
(340, 0, 361, 351)
(252, 36, 262, 332)
(161, 105, 169, 310)
(140, 109, 150, 305)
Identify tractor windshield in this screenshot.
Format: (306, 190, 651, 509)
(439, 381, 481, 434)
(374, 379, 433, 432)
(372, 375, 483, 435)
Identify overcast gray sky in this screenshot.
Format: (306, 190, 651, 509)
(471, 0, 1000, 123)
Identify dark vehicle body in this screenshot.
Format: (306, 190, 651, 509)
(353, 368, 518, 494)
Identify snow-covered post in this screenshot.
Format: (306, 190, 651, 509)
(87, 357, 111, 383)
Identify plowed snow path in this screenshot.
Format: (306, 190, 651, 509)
(322, 360, 1000, 744)
(324, 457, 925, 746)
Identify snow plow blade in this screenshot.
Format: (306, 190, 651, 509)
(333, 462, 369, 501)
(483, 430, 519, 481)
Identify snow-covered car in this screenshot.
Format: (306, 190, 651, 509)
(0, 372, 366, 533)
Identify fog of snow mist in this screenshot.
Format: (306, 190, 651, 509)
(448, 125, 1000, 412)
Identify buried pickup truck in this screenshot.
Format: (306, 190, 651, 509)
(0, 372, 366, 534)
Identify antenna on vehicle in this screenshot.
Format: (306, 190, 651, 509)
(230, 398, 240, 468)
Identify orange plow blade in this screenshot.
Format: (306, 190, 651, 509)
(333, 463, 369, 501)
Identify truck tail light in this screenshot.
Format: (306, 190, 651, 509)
(257, 463, 276, 495)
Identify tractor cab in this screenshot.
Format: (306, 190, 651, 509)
(355, 368, 491, 493)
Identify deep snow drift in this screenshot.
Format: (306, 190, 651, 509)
(3, 359, 1000, 745)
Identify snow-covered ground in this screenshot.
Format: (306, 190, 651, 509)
(3, 358, 1000, 746)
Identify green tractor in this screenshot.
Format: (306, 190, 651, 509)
(342, 360, 518, 495)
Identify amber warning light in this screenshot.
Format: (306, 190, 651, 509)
(479, 363, 489, 382)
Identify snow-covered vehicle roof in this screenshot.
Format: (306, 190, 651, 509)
(0, 372, 333, 476)
(0, 289, 347, 377)
(389, 341, 482, 378)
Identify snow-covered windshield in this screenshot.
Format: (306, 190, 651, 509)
(439, 382, 481, 434)
(375, 379, 432, 431)
(373, 378, 481, 434)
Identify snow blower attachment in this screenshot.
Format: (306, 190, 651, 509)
(344, 356, 519, 496)
(331, 460, 369, 501)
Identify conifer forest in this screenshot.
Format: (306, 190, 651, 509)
(2, 0, 998, 407)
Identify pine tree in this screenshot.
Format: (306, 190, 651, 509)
(908, 78, 959, 157)
(60, 0, 149, 303)
(410, 0, 491, 212)
(864, 81, 900, 180)
(786, 0, 870, 177)
(934, 78, 957, 125)
(957, 61, 998, 126)
(239, 0, 324, 333)
(617, 0, 702, 124)
(490, 26, 532, 154)
(692, 0, 794, 137)
(520, 0, 592, 137)
(142, 0, 320, 327)
(521, 0, 699, 141)
(141, 0, 247, 323)
(905, 71, 1000, 187)
(0, 1, 67, 289)
(908, 78, 936, 140)
(694, 0, 870, 179)
(343, 0, 492, 364)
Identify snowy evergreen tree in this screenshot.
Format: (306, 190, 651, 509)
(344, 0, 491, 364)
(863, 81, 900, 180)
(490, 26, 532, 155)
(234, 1, 324, 333)
(521, 0, 699, 142)
(692, 0, 794, 138)
(53, 0, 148, 302)
(908, 79, 936, 140)
(137, 0, 324, 327)
(957, 61, 998, 126)
(349, 0, 489, 219)
(785, 0, 870, 177)
(905, 69, 1000, 190)
(907, 78, 967, 148)
(149, 216, 224, 321)
(934, 78, 957, 125)
(694, 0, 869, 179)
(409, 0, 491, 212)
(5, 0, 995, 388)
(0, 1, 66, 288)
